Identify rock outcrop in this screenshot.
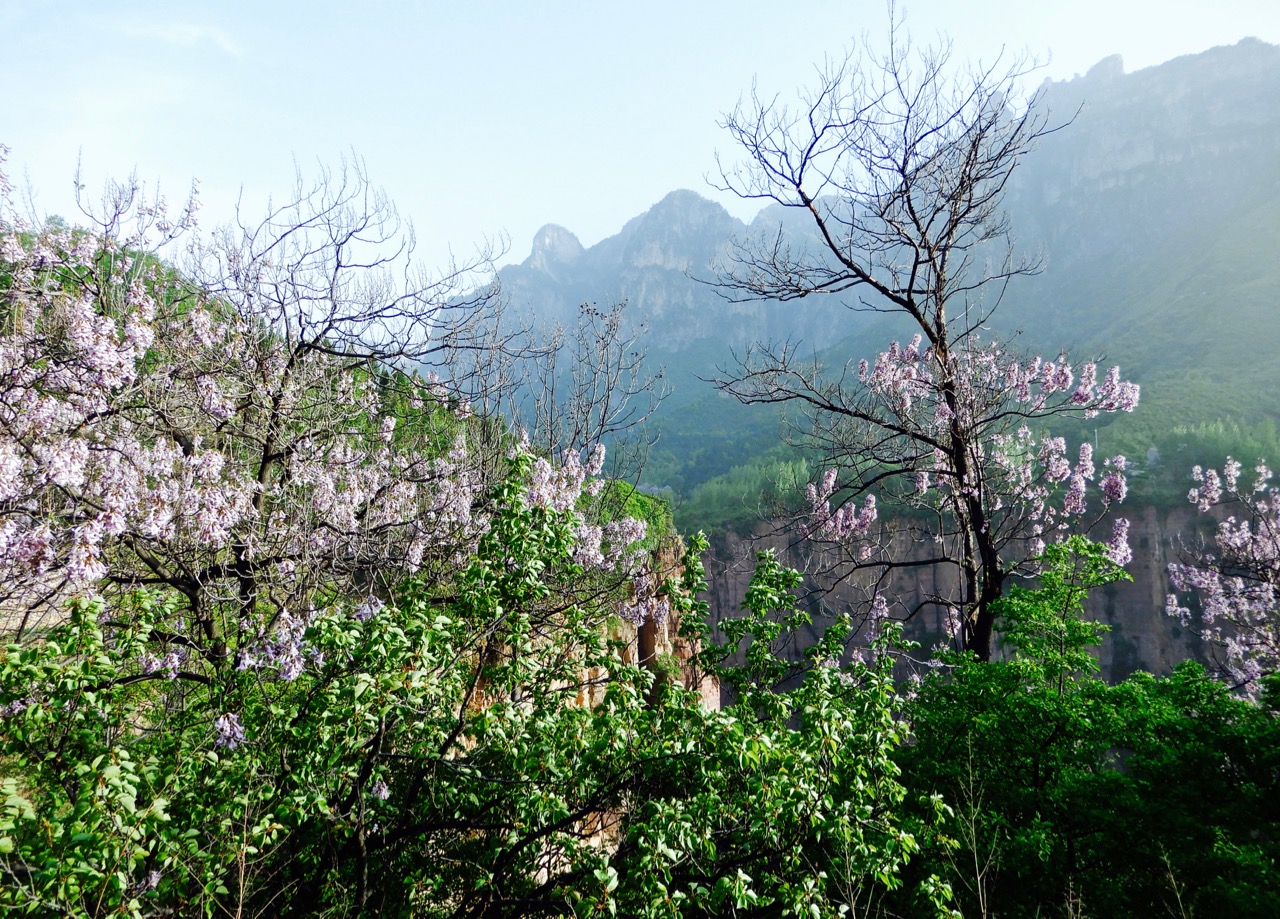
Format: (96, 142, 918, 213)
(703, 503, 1216, 684)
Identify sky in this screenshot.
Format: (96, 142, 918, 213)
(5, 0, 1280, 270)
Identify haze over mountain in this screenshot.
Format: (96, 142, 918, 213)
(500, 38, 1280, 503)
(500, 188, 848, 366)
(488, 38, 1280, 680)
(1002, 37, 1280, 433)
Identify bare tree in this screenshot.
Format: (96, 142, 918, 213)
(441, 296, 669, 496)
(713, 12, 1138, 660)
(528, 301, 668, 476)
(188, 155, 504, 375)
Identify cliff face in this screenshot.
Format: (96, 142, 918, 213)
(597, 537, 720, 710)
(524, 224, 585, 280)
(1088, 504, 1212, 679)
(492, 39, 1280, 495)
(704, 503, 1215, 684)
(999, 38, 1280, 393)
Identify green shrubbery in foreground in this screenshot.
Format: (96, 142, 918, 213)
(4, 529, 1278, 916)
(0, 461, 948, 917)
(895, 539, 1280, 918)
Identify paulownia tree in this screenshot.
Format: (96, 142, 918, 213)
(0, 150, 954, 916)
(1167, 458, 1280, 691)
(0, 152, 509, 645)
(712, 16, 1138, 660)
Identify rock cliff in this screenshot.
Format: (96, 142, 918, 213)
(703, 503, 1216, 684)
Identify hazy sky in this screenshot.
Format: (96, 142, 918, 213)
(5, 1, 1280, 268)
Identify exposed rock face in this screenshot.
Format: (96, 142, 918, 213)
(524, 224, 584, 279)
(617, 189, 740, 272)
(1087, 504, 1214, 679)
(1084, 54, 1125, 83)
(703, 504, 1215, 684)
(500, 37, 1280, 366)
(496, 38, 1280, 435)
(584, 537, 720, 710)
(1004, 37, 1280, 361)
(498, 188, 850, 356)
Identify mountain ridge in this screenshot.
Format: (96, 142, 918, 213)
(498, 37, 1280, 503)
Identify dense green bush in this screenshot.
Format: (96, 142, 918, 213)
(0, 462, 951, 917)
(894, 539, 1280, 917)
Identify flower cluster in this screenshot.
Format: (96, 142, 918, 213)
(0, 191, 498, 639)
(522, 441, 607, 512)
(796, 333, 1139, 655)
(859, 334, 933, 413)
(619, 571, 672, 626)
(1167, 459, 1280, 690)
(803, 469, 878, 542)
(213, 712, 245, 749)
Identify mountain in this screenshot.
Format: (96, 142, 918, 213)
(491, 39, 1280, 679)
(1001, 38, 1280, 437)
(500, 38, 1280, 502)
(499, 188, 852, 360)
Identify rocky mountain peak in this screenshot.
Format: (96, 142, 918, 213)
(622, 190, 744, 271)
(1085, 54, 1125, 82)
(524, 223, 585, 276)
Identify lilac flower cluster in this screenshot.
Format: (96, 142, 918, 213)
(523, 441, 607, 512)
(832, 336, 1137, 531)
(982, 427, 1132, 546)
(352, 596, 384, 622)
(619, 571, 671, 626)
(860, 334, 933, 413)
(994, 353, 1139, 417)
(1105, 518, 1132, 567)
(0, 191, 497, 633)
(237, 608, 322, 681)
(140, 647, 187, 679)
(0, 697, 31, 717)
(803, 469, 878, 542)
(570, 515, 647, 571)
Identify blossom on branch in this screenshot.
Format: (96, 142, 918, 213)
(1168, 458, 1280, 691)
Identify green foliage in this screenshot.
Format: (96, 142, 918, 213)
(0, 465, 941, 916)
(639, 393, 788, 500)
(671, 445, 814, 540)
(613, 550, 955, 918)
(601, 479, 675, 548)
(895, 539, 1280, 917)
(993, 536, 1129, 686)
(648, 652, 684, 683)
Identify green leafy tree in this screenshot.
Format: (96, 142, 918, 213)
(612, 549, 955, 918)
(895, 538, 1280, 917)
(1, 457, 951, 917)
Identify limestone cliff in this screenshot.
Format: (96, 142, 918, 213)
(703, 503, 1216, 684)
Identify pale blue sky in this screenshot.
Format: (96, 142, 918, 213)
(5, 1, 1280, 268)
